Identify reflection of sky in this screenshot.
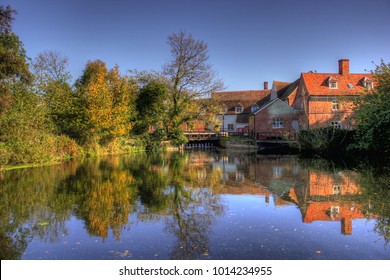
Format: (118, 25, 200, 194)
(22, 195, 390, 260)
(210, 195, 390, 260)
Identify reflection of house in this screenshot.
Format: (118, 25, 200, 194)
(213, 83, 271, 133)
(246, 156, 365, 235)
(286, 170, 364, 235)
(292, 59, 374, 129)
(302, 201, 364, 235)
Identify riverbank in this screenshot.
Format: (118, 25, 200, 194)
(0, 137, 146, 171)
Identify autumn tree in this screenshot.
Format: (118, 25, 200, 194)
(163, 31, 224, 144)
(106, 65, 137, 138)
(76, 60, 137, 146)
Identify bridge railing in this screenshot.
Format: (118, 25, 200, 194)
(184, 131, 219, 141)
(252, 131, 297, 142)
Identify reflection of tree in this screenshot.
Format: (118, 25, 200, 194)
(164, 152, 225, 259)
(357, 169, 390, 244)
(0, 162, 78, 259)
(68, 157, 138, 240)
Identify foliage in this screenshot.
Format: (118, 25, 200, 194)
(295, 127, 355, 158)
(353, 60, 390, 159)
(0, 5, 32, 83)
(0, 82, 56, 165)
(134, 80, 168, 135)
(43, 80, 88, 140)
(356, 168, 390, 244)
(76, 60, 137, 145)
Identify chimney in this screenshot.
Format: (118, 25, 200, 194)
(264, 81, 269, 90)
(338, 59, 350, 75)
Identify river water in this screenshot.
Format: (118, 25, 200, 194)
(1, 151, 389, 260)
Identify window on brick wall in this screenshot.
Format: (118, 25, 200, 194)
(333, 185, 342, 195)
(332, 100, 340, 111)
(272, 118, 284, 128)
(331, 121, 342, 129)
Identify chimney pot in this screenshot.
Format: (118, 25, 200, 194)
(264, 81, 269, 90)
(339, 59, 350, 75)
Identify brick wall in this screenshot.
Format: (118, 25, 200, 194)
(250, 100, 298, 139)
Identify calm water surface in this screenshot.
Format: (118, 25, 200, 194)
(1, 151, 389, 260)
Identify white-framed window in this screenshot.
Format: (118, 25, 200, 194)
(235, 105, 243, 113)
(236, 172, 244, 182)
(364, 81, 373, 90)
(251, 104, 259, 113)
(227, 124, 234, 131)
(331, 121, 342, 129)
(333, 185, 342, 195)
(330, 206, 340, 220)
(272, 166, 283, 178)
(332, 100, 340, 111)
(272, 118, 284, 128)
(329, 81, 338, 89)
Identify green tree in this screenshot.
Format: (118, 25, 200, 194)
(163, 31, 224, 145)
(0, 82, 55, 165)
(43, 80, 88, 140)
(0, 5, 31, 83)
(133, 80, 168, 149)
(353, 60, 390, 159)
(135, 80, 168, 134)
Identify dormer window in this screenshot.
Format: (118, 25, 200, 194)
(363, 77, 373, 90)
(220, 107, 228, 114)
(328, 76, 338, 89)
(251, 104, 259, 113)
(235, 104, 243, 113)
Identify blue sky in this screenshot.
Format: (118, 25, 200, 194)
(5, 0, 390, 90)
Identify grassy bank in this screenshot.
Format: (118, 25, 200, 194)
(0, 136, 146, 171)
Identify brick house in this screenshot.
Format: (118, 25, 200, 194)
(213, 82, 271, 133)
(249, 80, 300, 139)
(292, 59, 374, 129)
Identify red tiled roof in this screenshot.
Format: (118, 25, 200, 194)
(273, 81, 292, 92)
(213, 89, 271, 101)
(213, 89, 271, 115)
(302, 72, 374, 96)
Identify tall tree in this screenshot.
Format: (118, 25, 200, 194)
(353, 60, 390, 159)
(43, 80, 87, 140)
(32, 50, 71, 89)
(135, 80, 168, 134)
(0, 5, 31, 83)
(106, 65, 137, 138)
(163, 31, 223, 144)
(76, 60, 137, 145)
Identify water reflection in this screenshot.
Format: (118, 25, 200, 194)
(0, 152, 389, 259)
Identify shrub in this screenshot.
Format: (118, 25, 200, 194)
(296, 127, 355, 158)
